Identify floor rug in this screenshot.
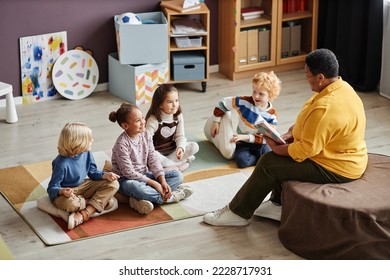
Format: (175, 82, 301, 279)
(0, 141, 253, 246)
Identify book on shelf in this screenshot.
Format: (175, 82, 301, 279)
(241, 14, 262, 20)
(183, 0, 200, 8)
(160, 0, 201, 13)
(254, 119, 286, 145)
(241, 6, 264, 15)
(283, 0, 306, 14)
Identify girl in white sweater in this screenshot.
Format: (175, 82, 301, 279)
(145, 84, 199, 171)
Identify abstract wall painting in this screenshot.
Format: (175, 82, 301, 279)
(19, 31, 67, 104)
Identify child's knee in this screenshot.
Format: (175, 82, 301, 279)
(235, 157, 251, 168)
(187, 142, 199, 154)
(55, 195, 86, 212)
(108, 180, 120, 191)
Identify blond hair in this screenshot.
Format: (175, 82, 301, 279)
(252, 71, 282, 101)
(57, 122, 92, 157)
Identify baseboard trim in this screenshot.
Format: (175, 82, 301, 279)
(0, 64, 220, 108)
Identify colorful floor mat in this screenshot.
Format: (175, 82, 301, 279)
(0, 141, 253, 245)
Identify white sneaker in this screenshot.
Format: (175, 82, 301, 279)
(171, 185, 193, 202)
(129, 197, 154, 215)
(90, 197, 119, 218)
(203, 205, 249, 226)
(254, 200, 282, 221)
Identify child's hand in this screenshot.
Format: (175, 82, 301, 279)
(211, 122, 220, 138)
(160, 181, 172, 201)
(230, 134, 248, 143)
(60, 187, 74, 198)
(176, 147, 184, 160)
(148, 179, 171, 201)
(103, 172, 120, 181)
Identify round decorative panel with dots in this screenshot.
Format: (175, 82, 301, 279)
(52, 49, 99, 100)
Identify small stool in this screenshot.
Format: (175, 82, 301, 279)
(0, 82, 18, 123)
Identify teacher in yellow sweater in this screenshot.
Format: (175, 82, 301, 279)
(203, 48, 368, 226)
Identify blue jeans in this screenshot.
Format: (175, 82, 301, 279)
(234, 142, 272, 168)
(118, 170, 183, 204)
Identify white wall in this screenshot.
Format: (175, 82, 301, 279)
(380, 0, 390, 99)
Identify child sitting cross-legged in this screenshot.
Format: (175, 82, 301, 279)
(109, 102, 193, 215)
(145, 84, 199, 172)
(47, 122, 120, 230)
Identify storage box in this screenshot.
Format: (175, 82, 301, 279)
(171, 51, 205, 81)
(108, 53, 169, 105)
(174, 36, 202, 48)
(290, 24, 301, 56)
(281, 26, 290, 58)
(114, 11, 168, 64)
(258, 29, 270, 62)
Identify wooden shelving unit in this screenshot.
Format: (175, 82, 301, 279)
(218, 0, 318, 80)
(161, 3, 210, 92)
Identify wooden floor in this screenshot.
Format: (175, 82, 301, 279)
(1, 70, 389, 260)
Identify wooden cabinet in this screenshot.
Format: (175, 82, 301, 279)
(162, 3, 210, 92)
(218, 0, 318, 80)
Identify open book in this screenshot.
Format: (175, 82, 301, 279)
(254, 119, 286, 145)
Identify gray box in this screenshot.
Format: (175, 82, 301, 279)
(290, 25, 301, 56)
(281, 26, 290, 58)
(114, 12, 168, 64)
(108, 53, 168, 105)
(171, 52, 205, 81)
(258, 29, 270, 62)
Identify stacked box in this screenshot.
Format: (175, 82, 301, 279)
(108, 53, 169, 105)
(114, 11, 168, 64)
(171, 51, 205, 81)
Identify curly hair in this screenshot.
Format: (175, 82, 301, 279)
(252, 71, 282, 101)
(57, 122, 92, 157)
(305, 48, 339, 78)
(108, 102, 138, 127)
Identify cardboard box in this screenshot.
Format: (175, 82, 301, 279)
(247, 29, 259, 64)
(114, 12, 168, 64)
(281, 26, 290, 58)
(108, 53, 169, 105)
(258, 29, 270, 62)
(238, 30, 248, 65)
(290, 24, 301, 56)
(171, 51, 205, 81)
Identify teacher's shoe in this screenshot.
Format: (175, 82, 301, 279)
(203, 205, 249, 226)
(254, 200, 282, 221)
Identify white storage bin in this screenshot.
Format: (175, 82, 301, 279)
(174, 36, 202, 48)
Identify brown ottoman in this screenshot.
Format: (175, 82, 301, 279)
(278, 153, 390, 259)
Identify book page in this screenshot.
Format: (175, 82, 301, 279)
(255, 120, 286, 145)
